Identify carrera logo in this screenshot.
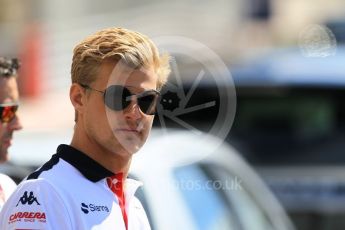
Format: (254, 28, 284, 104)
(81, 202, 109, 214)
(16, 191, 40, 207)
(8, 212, 46, 224)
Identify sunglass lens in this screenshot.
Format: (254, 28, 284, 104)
(0, 105, 18, 123)
(138, 93, 158, 115)
(104, 85, 131, 111)
(104, 85, 159, 115)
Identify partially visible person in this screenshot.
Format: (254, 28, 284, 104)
(0, 57, 22, 209)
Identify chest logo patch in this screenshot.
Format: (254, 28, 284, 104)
(16, 191, 40, 207)
(81, 202, 109, 214)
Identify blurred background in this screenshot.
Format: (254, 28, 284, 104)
(2, 0, 345, 229)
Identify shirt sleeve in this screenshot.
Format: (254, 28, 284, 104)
(0, 178, 73, 230)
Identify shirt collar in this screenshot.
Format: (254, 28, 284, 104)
(56, 144, 114, 182)
(125, 178, 143, 201)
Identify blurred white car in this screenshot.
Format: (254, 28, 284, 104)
(130, 130, 294, 230)
(1, 129, 294, 230)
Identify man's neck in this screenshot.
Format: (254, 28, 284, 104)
(70, 128, 132, 177)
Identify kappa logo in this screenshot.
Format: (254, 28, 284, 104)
(16, 191, 40, 207)
(81, 202, 109, 214)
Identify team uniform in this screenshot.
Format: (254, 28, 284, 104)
(0, 144, 151, 229)
(0, 173, 16, 210)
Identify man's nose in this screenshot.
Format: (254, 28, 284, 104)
(124, 102, 142, 121)
(8, 115, 23, 131)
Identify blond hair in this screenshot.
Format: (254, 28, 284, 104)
(71, 27, 170, 90)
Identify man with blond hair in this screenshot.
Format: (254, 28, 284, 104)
(0, 28, 170, 229)
(0, 57, 22, 210)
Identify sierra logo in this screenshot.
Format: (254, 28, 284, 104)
(9, 212, 46, 223)
(81, 202, 109, 214)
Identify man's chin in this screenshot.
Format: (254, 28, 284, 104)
(113, 141, 143, 157)
(115, 134, 145, 152)
(119, 144, 141, 156)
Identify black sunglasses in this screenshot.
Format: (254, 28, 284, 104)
(0, 103, 18, 123)
(80, 84, 160, 115)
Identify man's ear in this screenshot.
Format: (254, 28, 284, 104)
(70, 83, 86, 115)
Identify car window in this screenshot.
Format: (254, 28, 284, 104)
(230, 88, 345, 165)
(205, 164, 275, 230)
(173, 164, 241, 230)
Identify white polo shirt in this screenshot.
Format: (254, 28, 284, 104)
(0, 144, 151, 230)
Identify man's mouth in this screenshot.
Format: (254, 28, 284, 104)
(115, 122, 145, 133)
(116, 128, 139, 133)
